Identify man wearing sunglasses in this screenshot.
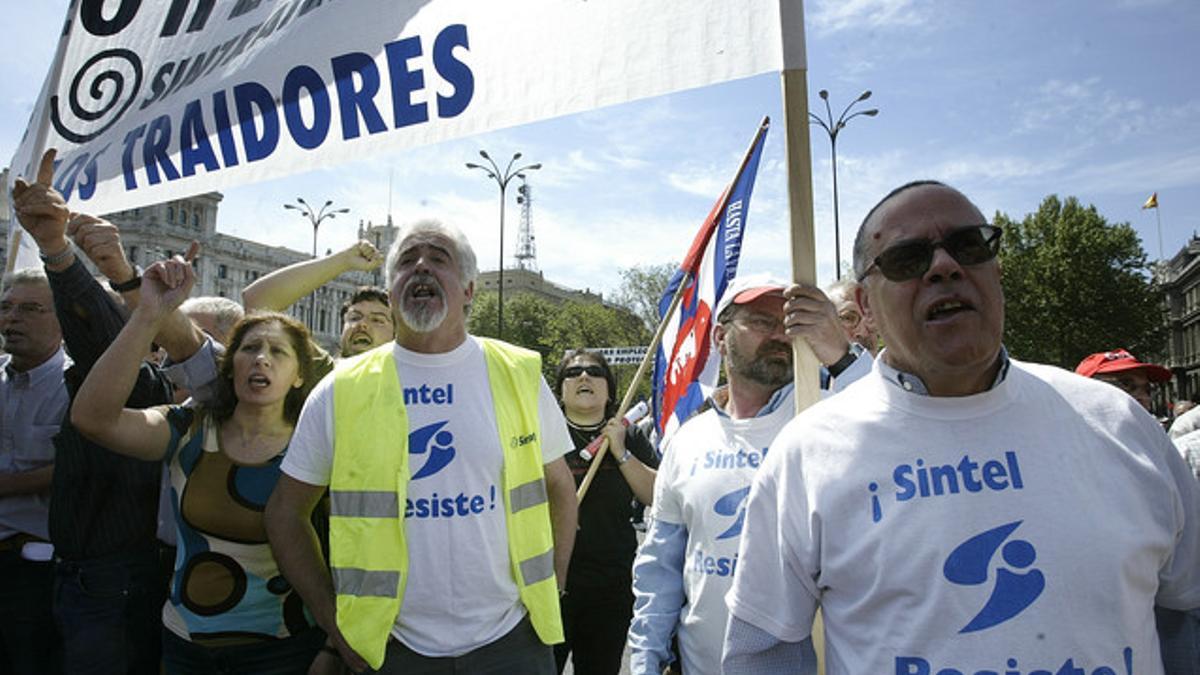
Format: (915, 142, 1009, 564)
(629, 273, 870, 675)
(724, 181, 1200, 674)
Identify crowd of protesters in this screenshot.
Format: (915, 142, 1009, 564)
(2, 151, 1197, 675)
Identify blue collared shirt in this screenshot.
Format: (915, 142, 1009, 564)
(0, 347, 69, 540)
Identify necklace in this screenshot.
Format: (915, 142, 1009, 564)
(566, 418, 605, 433)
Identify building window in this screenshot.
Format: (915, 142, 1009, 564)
(218, 264, 228, 279)
(193, 213, 200, 228)
(319, 309, 328, 333)
(166, 206, 175, 222)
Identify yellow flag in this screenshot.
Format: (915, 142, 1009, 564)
(1143, 192, 1158, 209)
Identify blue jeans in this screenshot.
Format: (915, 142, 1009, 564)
(162, 625, 325, 675)
(53, 547, 163, 675)
(0, 549, 60, 674)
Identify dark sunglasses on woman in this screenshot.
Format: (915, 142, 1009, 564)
(563, 365, 605, 379)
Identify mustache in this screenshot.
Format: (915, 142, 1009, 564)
(402, 272, 444, 298)
(758, 339, 791, 356)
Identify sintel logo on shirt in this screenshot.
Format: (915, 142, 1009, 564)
(404, 419, 497, 519)
(692, 486, 750, 577)
(689, 446, 765, 476)
(867, 451, 1024, 523)
(895, 522, 1135, 675)
(943, 520, 1044, 633)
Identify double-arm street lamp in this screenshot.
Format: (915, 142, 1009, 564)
(283, 197, 349, 331)
(465, 150, 542, 340)
(809, 89, 879, 279)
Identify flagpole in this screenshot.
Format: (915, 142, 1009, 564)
(777, 3, 829, 672)
(1156, 206, 1163, 260)
(576, 117, 771, 501)
(576, 274, 692, 501)
(780, 77, 821, 412)
(6, 4, 74, 277)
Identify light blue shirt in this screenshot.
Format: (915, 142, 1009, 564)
(0, 347, 69, 540)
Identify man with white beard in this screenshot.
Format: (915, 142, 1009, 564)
(265, 219, 577, 674)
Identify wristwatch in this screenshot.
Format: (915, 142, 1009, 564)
(615, 448, 632, 465)
(111, 266, 143, 293)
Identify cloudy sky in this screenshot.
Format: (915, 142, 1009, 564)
(3, 1, 1198, 299)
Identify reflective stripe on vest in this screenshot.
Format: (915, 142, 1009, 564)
(510, 478, 548, 513)
(329, 339, 563, 669)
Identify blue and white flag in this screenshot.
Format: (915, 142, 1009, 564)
(652, 118, 769, 446)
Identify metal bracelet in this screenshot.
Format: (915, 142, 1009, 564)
(39, 245, 74, 267)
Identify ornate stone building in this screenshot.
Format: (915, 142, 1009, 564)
(475, 268, 606, 306)
(1160, 236, 1200, 400)
(1, 190, 620, 353)
(102, 193, 397, 351)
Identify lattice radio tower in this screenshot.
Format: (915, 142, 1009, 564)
(514, 176, 538, 271)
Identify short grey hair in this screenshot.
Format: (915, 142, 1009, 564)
(823, 277, 859, 306)
(2, 267, 50, 291)
(2, 265, 49, 285)
(181, 296, 245, 337)
(385, 218, 478, 289)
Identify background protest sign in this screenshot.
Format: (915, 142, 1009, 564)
(9, 0, 803, 219)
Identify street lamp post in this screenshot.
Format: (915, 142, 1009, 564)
(809, 90, 879, 279)
(465, 151, 542, 340)
(283, 197, 349, 332)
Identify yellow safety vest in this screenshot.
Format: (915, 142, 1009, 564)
(329, 338, 563, 669)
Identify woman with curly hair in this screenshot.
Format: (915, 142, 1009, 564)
(72, 256, 333, 674)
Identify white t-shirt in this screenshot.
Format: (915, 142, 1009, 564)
(727, 359, 1200, 675)
(649, 388, 796, 675)
(1169, 405, 1200, 439)
(284, 337, 571, 657)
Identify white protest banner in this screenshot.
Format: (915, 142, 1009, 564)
(587, 346, 649, 366)
(9, 0, 805, 219)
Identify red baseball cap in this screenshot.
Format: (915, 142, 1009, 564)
(1074, 348, 1171, 383)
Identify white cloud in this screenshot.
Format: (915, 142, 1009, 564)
(1112, 0, 1174, 8)
(809, 0, 931, 35)
(937, 155, 1068, 183)
(665, 166, 728, 199)
(1015, 77, 1198, 147)
(1064, 152, 1200, 196)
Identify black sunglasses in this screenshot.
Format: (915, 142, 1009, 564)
(563, 365, 605, 379)
(858, 224, 1002, 282)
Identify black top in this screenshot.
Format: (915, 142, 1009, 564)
(564, 419, 658, 591)
(47, 258, 173, 561)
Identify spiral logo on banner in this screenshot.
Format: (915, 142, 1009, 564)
(51, 48, 143, 143)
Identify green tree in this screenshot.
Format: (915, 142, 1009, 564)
(996, 195, 1164, 369)
(613, 262, 677, 330)
(547, 300, 654, 401)
(467, 291, 653, 384)
(467, 291, 558, 358)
